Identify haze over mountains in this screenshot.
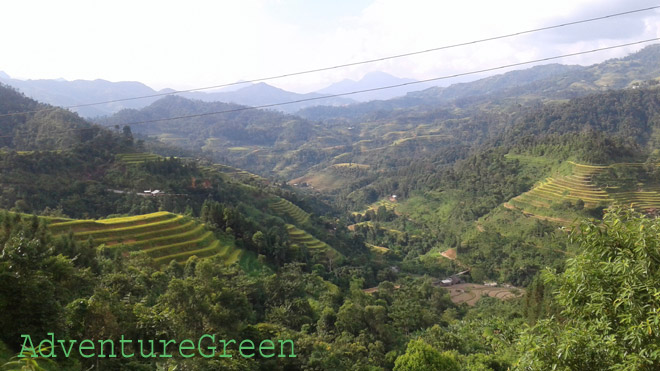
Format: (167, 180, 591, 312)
(0, 70, 427, 118)
(3, 43, 659, 122)
(6, 45, 660, 122)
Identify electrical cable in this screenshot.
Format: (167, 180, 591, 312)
(0, 5, 658, 118)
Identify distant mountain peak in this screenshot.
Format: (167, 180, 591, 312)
(316, 71, 426, 102)
(0, 71, 10, 80)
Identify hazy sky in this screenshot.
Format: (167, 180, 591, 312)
(2, 0, 660, 93)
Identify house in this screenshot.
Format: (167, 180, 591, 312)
(439, 275, 462, 286)
(141, 189, 165, 196)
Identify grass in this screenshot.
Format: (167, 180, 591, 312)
(49, 211, 240, 266)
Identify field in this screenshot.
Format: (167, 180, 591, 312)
(116, 152, 163, 164)
(363, 282, 523, 306)
(269, 197, 311, 225)
(48, 211, 241, 265)
(289, 162, 371, 192)
(509, 161, 660, 220)
(447, 283, 524, 306)
(289, 171, 348, 192)
(351, 199, 399, 217)
(285, 224, 343, 260)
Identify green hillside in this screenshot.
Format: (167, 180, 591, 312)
(48, 211, 240, 265)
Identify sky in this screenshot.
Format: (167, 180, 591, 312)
(2, 0, 660, 93)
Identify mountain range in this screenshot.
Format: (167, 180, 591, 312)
(0, 70, 428, 118)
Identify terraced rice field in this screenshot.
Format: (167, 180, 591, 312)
(609, 189, 660, 210)
(509, 161, 660, 217)
(510, 162, 611, 210)
(285, 224, 343, 259)
(116, 152, 163, 164)
(49, 211, 240, 265)
(351, 199, 399, 217)
(447, 283, 524, 306)
(269, 198, 310, 225)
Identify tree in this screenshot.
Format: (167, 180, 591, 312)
(252, 231, 266, 254)
(517, 207, 660, 370)
(394, 339, 461, 371)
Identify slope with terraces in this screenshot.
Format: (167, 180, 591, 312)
(285, 224, 343, 262)
(508, 161, 660, 220)
(48, 211, 240, 265)
(268, 197, 311, 225)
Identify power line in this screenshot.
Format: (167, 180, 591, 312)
(99, 38, 660, 126)
(0, 5, 658, 119)
(1, 37, 658, 141)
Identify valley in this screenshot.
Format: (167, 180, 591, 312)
(2, 43, 660, 370)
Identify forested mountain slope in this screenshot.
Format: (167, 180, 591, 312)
(0, 84, 107, 150)
(0, 86, 498, 370)
(298, 44, 660, 123)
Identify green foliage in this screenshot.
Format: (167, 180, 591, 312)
(393, 339, 461, 371)
(517, 207, 660, 370)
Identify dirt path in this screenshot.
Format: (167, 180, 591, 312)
(363, 284, 401, 294)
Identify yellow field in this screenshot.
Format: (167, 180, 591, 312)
(49, 212, 240, 265)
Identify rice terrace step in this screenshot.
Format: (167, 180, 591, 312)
(508, 160, 660, 220)
(48, 211, 240, 265)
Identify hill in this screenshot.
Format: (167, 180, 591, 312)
(298, 44, 660, 122)
(0, 84, 364, 269)
(97, 95, 350, 178)
(0, 74, 165, 117)
(0, 83, 110, 151)
(0, 73, 354, 117)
